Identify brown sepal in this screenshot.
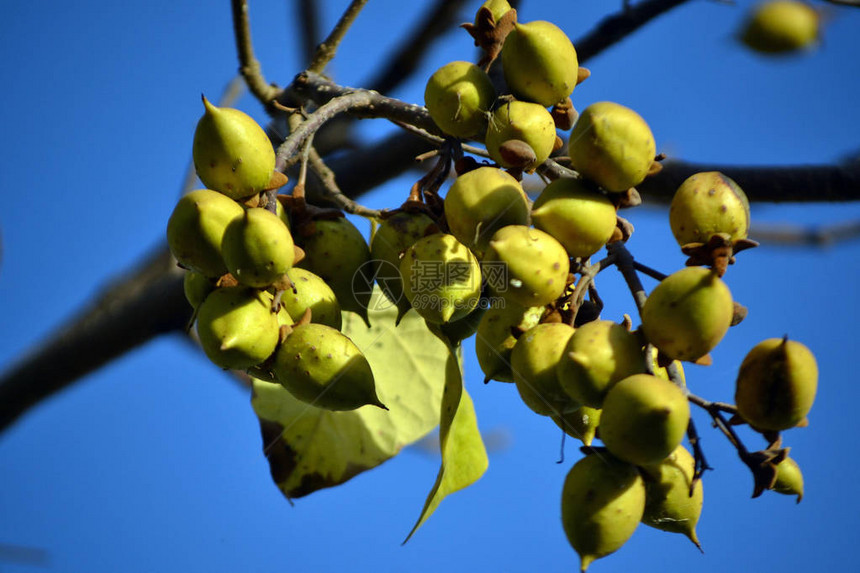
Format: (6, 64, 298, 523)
(551, 97, 577, 130)
(216, 273, 239, 288)
(694, 353, 713, 366)
(747, 447, 789, 498)
(498, 139, 537, 171)
(681, 234, 760, 277)
(647, 160, 664, 176)
(609, 187, 642, 209)
(731, 301, 748, 326)
(241, 193, 262, 208)
(292, 246, 306, 266)
(462, 8, 518, 70)
(264, 170, 289, 191)
(576, 67, 591, 85)
(607, 215, 634, 244)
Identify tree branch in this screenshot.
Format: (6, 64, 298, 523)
(231, 0, 282, 105)
(308, 0, 370, 74)
(364, 0, 470, 94)
(0, 247, 190, 433)
(637, 160, 860, 203)
(294, 0, 322, 66)
(575, 0, 693, 64)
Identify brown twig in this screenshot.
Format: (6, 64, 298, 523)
(308, 0, 370, 74)
(575, 0, 694, 64)
(231, 0, 282, 104)
(364, 0, 470, 94)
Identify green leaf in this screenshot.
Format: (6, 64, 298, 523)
(251, 288, 449, 499)
(403, 344, 489, 543)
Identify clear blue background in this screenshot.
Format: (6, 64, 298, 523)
(2, 1, 859, 572)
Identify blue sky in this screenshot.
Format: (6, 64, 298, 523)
(2, 1, 860, 572)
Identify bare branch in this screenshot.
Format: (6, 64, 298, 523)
(0, 247, 190, 433)
(308, 0, 370, 74)
(637, 160, 860, 203)
(294, 0, 322, 65)
(364, 0, 470, 94)
(575, 0, 694, 64)
(232, 0, 282, 104)
(750, 219, 860, 246)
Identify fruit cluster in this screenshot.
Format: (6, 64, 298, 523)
(167, 1, 820, 570)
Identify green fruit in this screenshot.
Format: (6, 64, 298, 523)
(166, 189, 245, 277)
(568, 101, 656, 192)
(400, 233, 482, 324)
(640, 445, 703, 549)
(296, 217, 373, 324)
(369, 211, 436, 318)
(475, 303, 544, 383)
(486, 100, 557, 170)
(557, 320, 646, 408)
(444, 166, 530, 256)
(183, 270, 215, 310)
(734, 337, 818, 431)
(641, 267, 733, 362)
(531, 177, 617, 259)
(501, 20, 578, 107)
(669, 171, 751, 246)
(772, 455, 804, 502)
(424, 61, 496, 138)
(196, 286, 280, 370)
(222, 207, 295, 288)
(552, 405, 601, 446)
(435, 304, 488, 346)
(511, 323, 577, 416)
(740, 0, 819, 54)
(561, 452, 645, 572)
(599, 374, 691, 466)
(483, 225, 570, 307)
(280, 267, 342, 330)
(272, 323, 385, 411)
(475, 0, 512, 24)
(192, 96, 276, 200)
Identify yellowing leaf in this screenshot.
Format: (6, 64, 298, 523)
(251, 288, 449, 499)
(404, 345, 489, 543)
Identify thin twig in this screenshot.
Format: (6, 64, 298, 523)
(231, 0, 281, 104)
(308, 0, 370, 74)
(575, 0, 694, 64)
(364, 0, 470, 94)
(308, 148, 383, 218)
(632, 260, 668, 281)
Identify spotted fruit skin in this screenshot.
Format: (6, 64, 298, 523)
(400, 233, 482, 324)
(669, 171, 750, 246)
(444, 166, 530, 256)
(741, 0, 819, 55)
(475, 303, 544, 383)
(734, 337, 817, 431)
(483, 225, 570, 307)
(531, 177, 617, 259)
(502, 20, 578, 107)
(551, 405, 601, 446)
(485, 100, 557, 170)
(196, 286, 280, 370)
(192, 97, 276, 200)
(369, 211, 435, 319)
(640, 445, 703, 549)
(296, 217, 373, 323)
(272, 323, 384, 411)
(512, 323, 578, 416)
(561, 452, 645, 572)
(167, 189, 245, 278)
(222, 207, 295, 288)
(280, 267, 342, 330)
(772, 456, 804, 502)
(569, 101, 656, 192)
(557, 320, 646, 408)
(599, 374, 691, 466)
(641, 267, 733, 362)
(424, 61, 496, 138)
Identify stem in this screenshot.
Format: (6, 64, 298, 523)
(231, 0, 281, 104)
(308, 0, 370, 74)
